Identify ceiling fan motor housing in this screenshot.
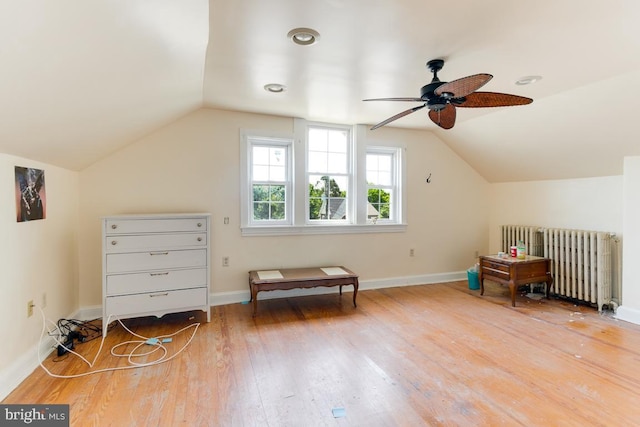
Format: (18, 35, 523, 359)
(421, 82, 448, 111)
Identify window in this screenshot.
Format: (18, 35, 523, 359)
(366, 148, 400, 223)
(242, 135, 293, 226)
(241, 122, 405, 235)
(307, 125, 351, 222)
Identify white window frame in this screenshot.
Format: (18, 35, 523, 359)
(305, 122, 354, 225)
(240, 132, 294, 228)
(365, 146, 402, 224)
(240, 122, 406, 236)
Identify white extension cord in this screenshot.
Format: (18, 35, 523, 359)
(37, 307, 200, 379)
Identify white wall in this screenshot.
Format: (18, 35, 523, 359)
(77, 108, 491, 307)
(0, 154, 79, 398)
(489, 176, 623, 251)
(489, 176, 624, 304)
(617, 157, 640, 323)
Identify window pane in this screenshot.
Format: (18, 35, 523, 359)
(253, 146, 269, 165)
(253, 185, 286, 220)
(269, 185, 285, 201)
(253, 165, 269, 181)
(378, 155, 391, 171)
(328, 130, 347, 152)
(331, 176, 348, 196)
(270, 202, 285, 220)
(253, 202, 270, 220)
(366, 153, 393, 185)
(308, 128, 327, 151)
(378, 171, 391, 186)
(308, 173, 348, 221)
(270, 147, 285, 166)
(368, 188, 391, 219)
(308, 152, 328, 173)
(327, 152, 347, 173)
(270, 165, 285, 181)
(253, 185, 269, 201)
(253, 146, 287, 181)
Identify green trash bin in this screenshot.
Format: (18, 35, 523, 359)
(467, 269, 480, 290)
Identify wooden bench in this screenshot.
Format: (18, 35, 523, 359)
(248, 266, 359, 316)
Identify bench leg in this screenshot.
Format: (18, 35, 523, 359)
(352, 279, 358, 307)
(251, 285, 258, 317)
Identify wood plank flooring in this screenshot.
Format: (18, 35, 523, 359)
(4, 280, 640, 426)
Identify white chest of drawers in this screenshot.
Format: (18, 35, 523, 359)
(102, 213, 211, 333)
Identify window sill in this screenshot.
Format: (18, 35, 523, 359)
(241, 223, 407, 236)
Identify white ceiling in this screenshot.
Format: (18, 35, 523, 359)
(2, 1, 640, 182)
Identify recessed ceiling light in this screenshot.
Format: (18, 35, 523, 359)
(264, 83, 287, 93)
(287, 28, 320, 46)
(515, 75, 542, 85)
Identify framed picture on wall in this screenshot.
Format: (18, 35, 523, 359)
(15, 166, 46, 222)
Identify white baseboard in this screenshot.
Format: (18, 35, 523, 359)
(77, 305, 102, 322)
(0, 271, 465, 401)
(211, 270, 466, 306)
(614, 305, 640, 326)
(0, 308, 81, 402)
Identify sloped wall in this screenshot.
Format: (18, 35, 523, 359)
(78, 108, 491, 306)
(0, 154, 79, 394)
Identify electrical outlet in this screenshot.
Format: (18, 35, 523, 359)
(222, 256, 229, 267)
(27, 300, 34, 317)
(224, 217, 229, 225)
(474, 250, 479, 258)
(409, 248, 415, 257)
(42, 292, 47, 309)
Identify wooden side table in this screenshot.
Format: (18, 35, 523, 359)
(478, 255, 553, 307)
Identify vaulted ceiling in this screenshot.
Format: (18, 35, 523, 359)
(2, 1, 640, 182)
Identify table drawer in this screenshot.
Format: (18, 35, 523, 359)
(105, 287, 207, 318)
(516, 263, 549, 280)
(106, 249, 207, 273)
(481, 260, 510, 280)
(105, 232, 207, 253)
(482, 260, 510, 273)
(106, 268, 207, 296)
(105, 218, 207, 235)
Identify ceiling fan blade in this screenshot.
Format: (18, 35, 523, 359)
(370, 104, 426, 130)
(364, 97, 423, 102)
(435, 73, 493, 98)
(428, 104, 456, 129)
(453, 92, 533, 108)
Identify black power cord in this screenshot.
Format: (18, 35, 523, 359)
(54, 318, 104, 358)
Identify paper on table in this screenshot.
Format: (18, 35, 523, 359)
(257, 270, 284, 280)
(321, 267, 348, 276)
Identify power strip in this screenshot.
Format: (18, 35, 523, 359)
(57, 337, 74, 357)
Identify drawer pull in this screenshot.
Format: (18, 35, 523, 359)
(149, 252, 169, 256)
(197, 222, 202, 227)
(111, 224, 118, 229)
(149, 292, 169, 297)
(111, 240, 118, 246)
(197, 237, 202, 242)
(150, 272, 169, 276)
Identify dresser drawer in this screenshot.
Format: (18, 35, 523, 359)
(106, 268, 207, 296)
(105, 218, 207, 235)
(105, 232, 207, 253)
(106, 249, 207, 273)
(105, 287, 208, 319)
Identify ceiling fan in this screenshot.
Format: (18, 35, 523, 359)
(364, 59, 533, 130)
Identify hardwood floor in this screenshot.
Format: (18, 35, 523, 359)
(4, 280, 640, 426)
